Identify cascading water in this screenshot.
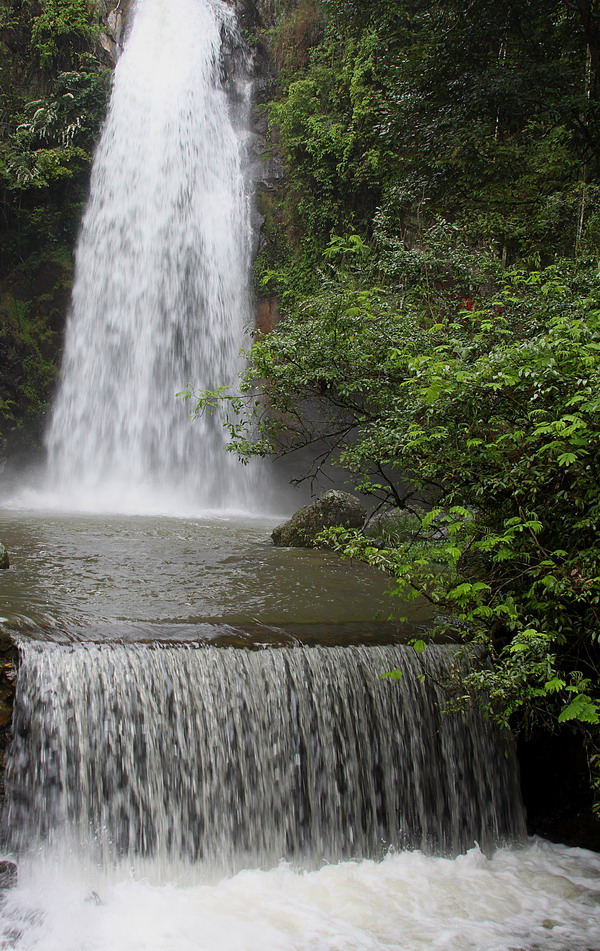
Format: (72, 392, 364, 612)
(6, 642, 525, 875)
(44, 0, 259, 514)
(3, 641, 600, 951)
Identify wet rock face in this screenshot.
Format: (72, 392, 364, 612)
(236, 0, 276, 30)
(272, 490, 367, 547)
(98, 0, 135, 63)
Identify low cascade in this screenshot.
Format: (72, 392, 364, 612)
(5, 642, 526, 874)
(44, 0, 260, 513)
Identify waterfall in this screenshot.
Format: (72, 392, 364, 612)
(44, 0, 260, 514)
(6, 642, 526, 877)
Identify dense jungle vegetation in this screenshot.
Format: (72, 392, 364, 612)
(0, 0, 110, 449)
(208, 0, 600, 822)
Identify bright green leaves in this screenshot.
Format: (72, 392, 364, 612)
(557, 452, 578, 466)
(409, 638, 428, 654)
(380, 669, 403, 680)
(447, 582, 492, 607)
(542, 677, 566, 694)
(558, 692, 600, 725)
(322, 233, 371, 264)
(31, 0, 99, 70)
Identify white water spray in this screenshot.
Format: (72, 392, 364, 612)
(45, 0, 259, 514)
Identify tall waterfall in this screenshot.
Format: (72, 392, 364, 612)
(45, 0, 259, 514)
(6, 642, 526, 877)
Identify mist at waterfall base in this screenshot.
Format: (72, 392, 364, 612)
(1, 641, 599, 951)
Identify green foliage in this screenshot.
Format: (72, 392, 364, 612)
(306, 260, 600, 738)
(266, 23, 389, 260)
(0, 0, 110, 441)
(1, 67, 110, 191)
(192, 239, 600, 801)
(31, 0, 99, 69)
(256, 0, 600, 292)
(238, 7, 600, 793)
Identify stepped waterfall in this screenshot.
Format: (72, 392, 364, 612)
(6, 643, 525, 873)
(2, 639, 600, 951)
(45, 0, 258, 514)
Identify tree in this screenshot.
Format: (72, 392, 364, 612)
(0, 0, 110, 444)
(189, 234, 600, 807)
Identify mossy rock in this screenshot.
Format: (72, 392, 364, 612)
(0, 544, 8, 569)
(272, 490, 366, 547)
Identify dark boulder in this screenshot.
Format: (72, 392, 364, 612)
(272, 490, 366, 547)
(0, 545, 8, 570)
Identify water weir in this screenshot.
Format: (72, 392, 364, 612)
(45, 0, 259, 514)
(6, 642, 525, 876)
(2, 640, 600, 951)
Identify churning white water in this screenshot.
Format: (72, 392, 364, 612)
(1, 843, 600, 951)
(44, 0, 259, 514)
(2, 642, 600, 951)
